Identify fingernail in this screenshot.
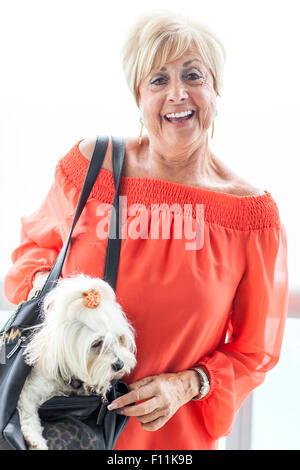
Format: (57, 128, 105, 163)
(107, 402, 117, 410)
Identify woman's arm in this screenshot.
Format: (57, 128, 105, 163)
(191, 222, 289, 439)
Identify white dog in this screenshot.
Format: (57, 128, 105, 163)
(17, 274, 137, 450)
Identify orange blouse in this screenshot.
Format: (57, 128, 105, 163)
(4, 140, 289, 450)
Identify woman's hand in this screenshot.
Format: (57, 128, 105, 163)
(27, 271, 51, 300)
(107, 370, 200, 431)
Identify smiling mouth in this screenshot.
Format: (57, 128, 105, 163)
(163, 110, 195, 124)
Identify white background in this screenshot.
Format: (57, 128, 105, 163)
(0, 0, 299, 449)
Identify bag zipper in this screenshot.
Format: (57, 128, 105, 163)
(6, 336, 26, 360)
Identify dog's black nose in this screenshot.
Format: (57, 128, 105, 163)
(112, 359, 124, 372)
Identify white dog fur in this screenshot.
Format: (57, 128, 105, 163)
(17, 274, 137, 450)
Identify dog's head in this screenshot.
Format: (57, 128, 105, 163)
(24, 274, 137, 398)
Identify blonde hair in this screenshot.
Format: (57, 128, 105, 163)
(120, 9, 226, 108)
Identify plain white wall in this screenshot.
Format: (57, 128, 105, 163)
(0, 0, 299, 452)
(0, 0, 299, 291)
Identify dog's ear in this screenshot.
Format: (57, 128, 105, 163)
(119, 330, 136, 355)
(24, 326, 63, 381)
(23, 327, 48, 368)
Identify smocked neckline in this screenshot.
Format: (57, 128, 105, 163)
(58, 139, 281, 230)
(76, 138, 269, 201)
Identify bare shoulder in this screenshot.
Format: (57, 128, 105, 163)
(213, 154, 265, 197)
(78, 137, 97, 161)
(78, 136, 113, 172)
(229, 180, 265, 197)
(228, 168, 265, 197)
(78, 135, 139, 176)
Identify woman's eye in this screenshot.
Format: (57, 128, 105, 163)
(186, 72, 203, 81)
(151, 77, 166, 85)
(151, 73, 204, 86)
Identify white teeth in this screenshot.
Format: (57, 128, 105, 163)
(165, 110, 193, 119)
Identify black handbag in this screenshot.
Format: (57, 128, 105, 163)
(0, 135, 130, 450)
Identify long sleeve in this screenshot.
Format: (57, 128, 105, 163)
(193, 222, 289, 440)
(4, 162, 75, 305)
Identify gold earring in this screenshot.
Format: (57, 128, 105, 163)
(211, 120, 215, 139)
(138, 116, 144, 145)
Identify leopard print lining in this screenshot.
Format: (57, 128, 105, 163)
(42, 418, 104, 450)
(3, 328, 22, 344)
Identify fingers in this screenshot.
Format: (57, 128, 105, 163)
(128, 376, 156, 391)
(108, 376, 157, 410)
(107, 373, 184, 432)
(116, 397, 159, 417)
(136, 408, 164, 424)
(116, 399, 169, 432)
(140, 416, 167, 432)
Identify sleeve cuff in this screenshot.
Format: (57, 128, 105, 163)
(27, 266, 53, 292)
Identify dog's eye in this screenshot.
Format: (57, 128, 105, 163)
(119, 335, 126, 346)
(92, 340, 103, 348)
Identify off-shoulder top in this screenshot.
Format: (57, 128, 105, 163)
(4, 139, 289, 450)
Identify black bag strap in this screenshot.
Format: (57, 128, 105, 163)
(39, 135, 125, 298)
(103, 136, 125, 290)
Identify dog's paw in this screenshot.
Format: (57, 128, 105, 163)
(28, 442, 48, 451)
(27, 437, 48, 450)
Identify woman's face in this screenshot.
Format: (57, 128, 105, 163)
(138, 46, 217, 151)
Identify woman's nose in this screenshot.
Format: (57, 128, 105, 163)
(167, 79, 189, 101)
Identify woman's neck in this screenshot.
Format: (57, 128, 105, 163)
(135, 135, 223, 187)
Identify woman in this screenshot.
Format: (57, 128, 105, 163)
(4, 10, 289, 450)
